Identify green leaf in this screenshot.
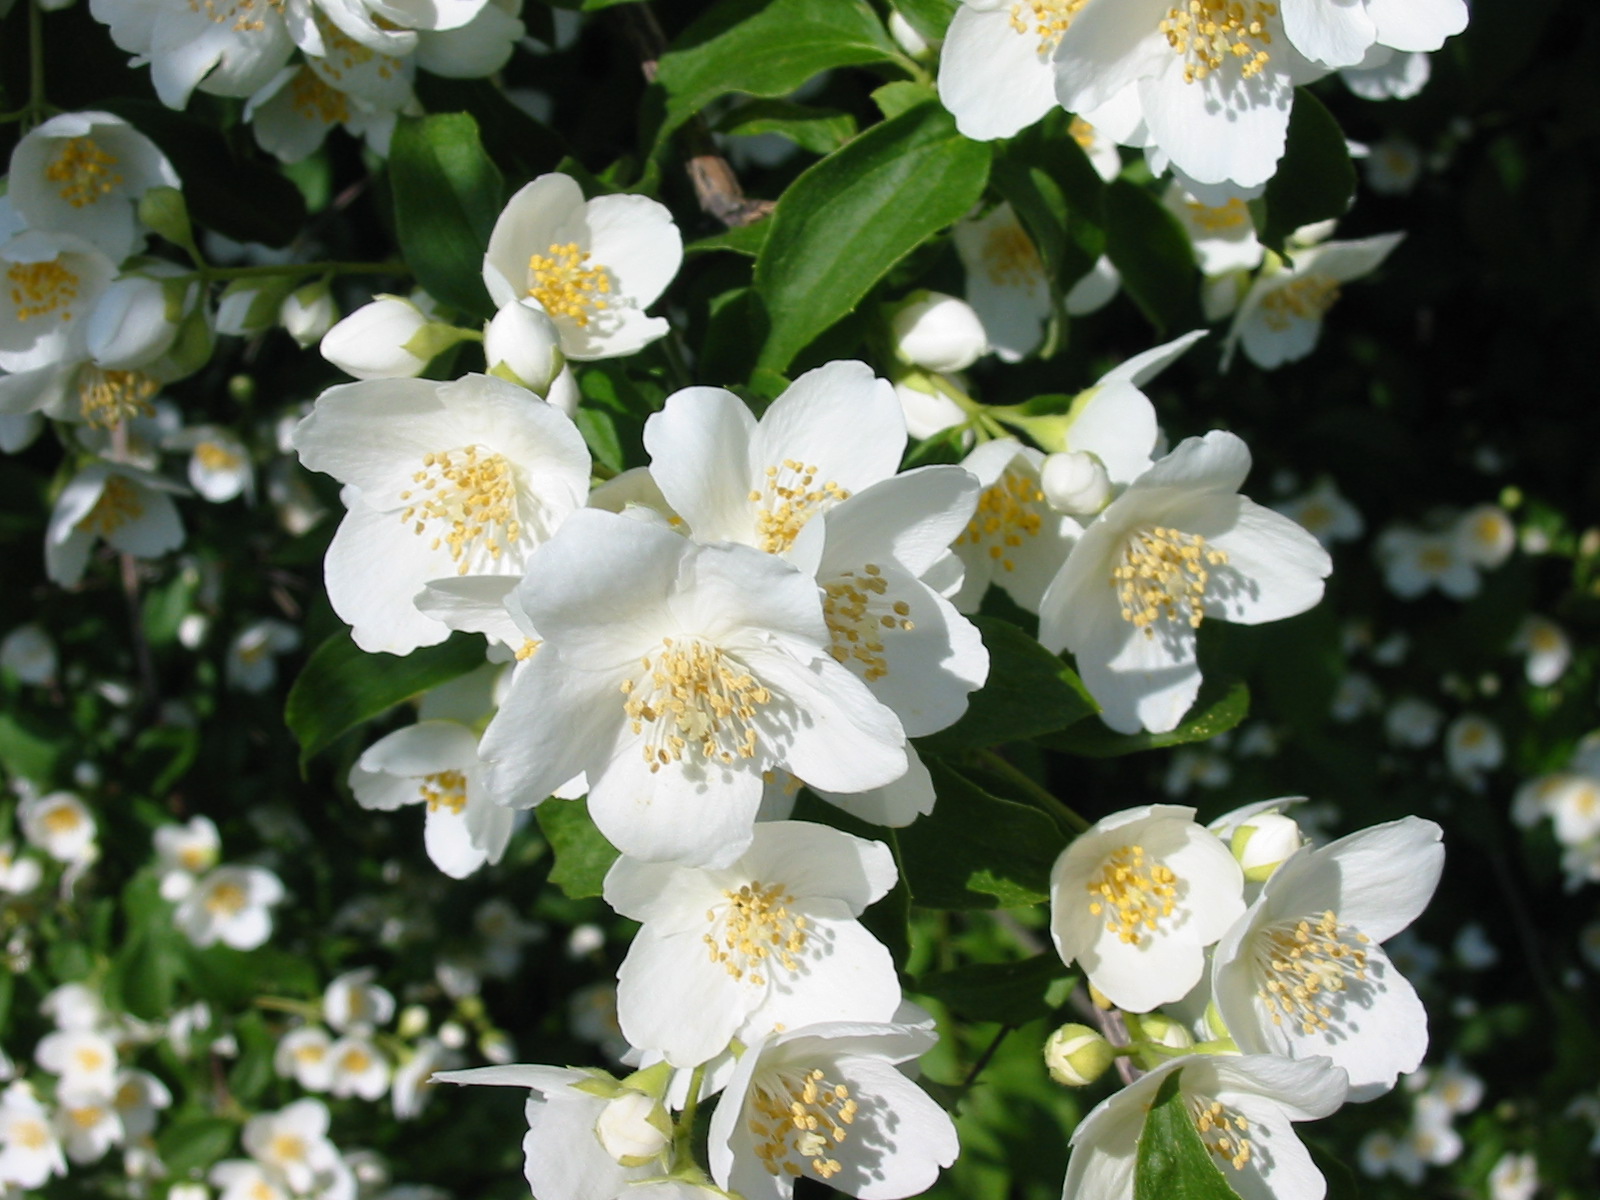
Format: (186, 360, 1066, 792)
(537, 798, 620, 899)
(656, 0, 903, 140)
(896, 762, 1065, 909)
(686, 222, 772, 259)
(872, 80, 937, 121)
(47, 941, 94, 983)
(1104, 179, 1202, 333)
(992, 111, 1108, 288)
(892, 0, 957, 43)
(1134, 1068, 1242, 1200)
(754, 103, 991, 371)
(157, 1116, 238, 1177)
(284, 633, 488, 771)
(915, 953, 1069, 1025)
(918, 617, 1097, 754)
(576, 406, 625, 474)
(0, 710, 64, 785)
(389, 113, 504, 320)
(716, 99, 858, 155)
(1039, 677, 1249, 757)
(1252, 90, 1356, 256)
(108, 929, 183, 1020)
(413, 77, 568, 183)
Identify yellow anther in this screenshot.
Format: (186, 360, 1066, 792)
(419, 769, 468, 814)
(1112, 526, 1227, 634)
(749, 1066, 856, 1180)
(43, 804, 83, 835)
(1259, 273, 1341, 330)
(1085, 844, 1179, 945)
(194, 440, 243, 471)
(289, 68, 351, 125)
(958, 467, 1046, 573)
(1007, 0, 1088, 53)
(399, 445, 521, 572)
(753, 459, 850, 554)
(1253, 909, 1371, 1035)
(1161, 0, 1277, 83)
(528, 241, 612, 326)
(188, 0, 287, 34)
(822, 563, 912, 682)
(704, 880, 808, 983)
(76, 474, 145, 538)
(980, 221, 1044, 287)
(205, 881, 248, 915)
(1188, 1095, 1255, 1169)
(77, 368, 159, 429)
(1185, 197, 1251, 233)
(46, 137, 123, 208)
(8, 259, 80, 322)
(624, 638, 771, 770)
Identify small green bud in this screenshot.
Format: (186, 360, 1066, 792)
(1043, 1023, 1115, 1087)
(396, 1004, 429, 1040)
(138, 187, 195, 253)
(1135, 1012, 1193, 1051)
(1229, 812, 1302, 883)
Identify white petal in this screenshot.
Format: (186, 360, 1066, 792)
(938, 5, 1058, 140)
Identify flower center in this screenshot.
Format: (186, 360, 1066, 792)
(528, 242, 612, 327)
(1008, 0, 1088, 53)
(980, 221, 1043, 287)
(1161, 0, 1276, 84)
(15, 1118, 50, 1149)
(1113, 526, 1227, 633)
(1069, 116, 1097, 149)
(1185, 197, 1251, 233)
(8, 259, 80, 322)
(419, 769, 468, 814)
(76, 474, 145, 538)
(958, 467, 1046, 574)
(190, 0, 286, 34)
(749, 1066, 859, 1180)
(206, 881, 249, 915)
(1085, 844, 1178, 944)
(295, 1042, 327, 1064)
(704, 880, 808, 986)
(821, 563, 913, 683)
(1253, 909, 1371, 1035)
(46, 137, 123, 208)
(290, 68, 351, 125)
(340, 1046, 372, 1073)
(750, 460, 851, 555)
(314, 23, 403, 87)
(268, 1133, 306, 1164)
(43, 804, 84, 835)
(1191, 1097, 1253, 1170)
(1259, 274, 1340, 329)
(179, 845, 215, 873)
(399, 446, 522, 573)
(75, 1046, 107, 1073)
(623, 637, 772, 771)
(194, 441, 241, 471)
(80, 368, 159, 429)
(69, 1103, 107, 1129)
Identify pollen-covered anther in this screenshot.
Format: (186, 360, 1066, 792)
(76, 475, 145, 538)
(752, 459, 851, 554)
(1254, 909, 1371, 1035)
(46, 137, 123, 208)
(1260, 274, 1342, 330)
(1160, 0, 1277, 83)
(419, 769, 468, 814)
(959, 468, 1046, 573)
(1113, 525, 1227, 633)
(624, 637, 772, 770)
(703, 879, 808, 985)
(527, 241, 612, 326)
(1007, 0, 1088, 53)
(399, 446, 521, 572)
(79, 368, 159, 429)
(980, 222, 1043, 287)
(749, 1066, 858, 1180)
(1185, 197, 1252, 233)
(205, 881, 248, 915)
(290, 68, 351, 125)
(1192, 1098, 1254, 1170)
(1085, 844, 1179, 944)
(8, 260, 80, 322)
(822, 563, 913, 682)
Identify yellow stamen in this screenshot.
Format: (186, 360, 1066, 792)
(1160, 0, 1277, 83)
(624, 637, 771, 771)
(8, 259, 80, 322)
(399, 446, 522, 573)
(1085, 844, 1179, 945)
(46, 137, 123, 208)
(528, 241, 612, 326)
(1112, 526, 1228, 634)
(1253, 909, 1371, 1035)
(751, 459, 851, 555)
(749, 1066, 858, 1180)
(704, 880, 808, 986)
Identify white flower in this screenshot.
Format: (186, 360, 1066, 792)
(111, 1069, 172, 1140)
(1375, 524, 1478, 600)
(163, 426, 254, 504)
(290, 372, 591, 654)
(1210, 816, 1444, 1099)
(274, 1026, 336, 1092)
(154, 815, 221, 900)
(392, 1039, 458, 1120)
(1453, 503, 1515, 569)
(1362, 135, 1423, 195)
(174, 865, 285, 950)
(1384, 696, 1442, 748)
(225, 618, 300, 692)
(936, 1, 1062, 141)
(327, 1035, 391, 1100)
(1062, 1054, 1349, 1200)
(952, 204, 1051, 361)
(36, 1029, 118, 1092)
(484, 301, 563, 395)
(482, 173, 682, 361)
(1065, 254, 1121, 315)
(1514, 616, 1571, 687)
(1425, 1062, 1484, 1115)
(323, 968, 397, 1034)
(479, 510, 908, 868)
(1165, 184, 1263, 276)
(40, 983, 109, 1033)
(0, 624, 56, 685)
(1039, 431, 1332, 734)
(1049, 803, 1244, 1012)
(0, 232, 117, 375)
(53, 1085, 122, 1164)
(18, 791, 97, 864)
(1444, 713, 1503, 778)
(949, 438, 1080, 615)
(606, 821, 902, 1068)
(1275, 477, 1364, 546)
(889, 291, 989, 374)
(45, 462, 185, 589)
(1488, 1151, 1539, 1200)
(82, 272, 187, 370)
(1357, 1129, 1418, 1180)
(240, 1099, 344, 1196)
(1342, 45, 1432, 99)
(0, 1083, 67, 1188)
(0, 843, 42, 895)
(708, 1022, 958, 1200)
(1278, 0, 1466, 69)
(211, 1158, 293, 1200)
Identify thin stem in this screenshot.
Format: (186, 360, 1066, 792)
(972, 749, 1090, 834)
(254, 996, 323, 1020)
(949, 1023, 1012, 1116)
(674, 1062, 708, 1152)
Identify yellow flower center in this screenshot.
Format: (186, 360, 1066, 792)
(980, 221, 1043, 287)
(190, 0, 286, 35)
(704, 880, 808, 986)
(290, 68, 351, 125)
(622, 637, 772, 772)
(1086, 844, 1178, 945)
(75, 1046, 107, 1073)
(76, 474, 146, 538)
(1253, 909, 1371, 1035)
(46, 137, 123, 208)
(1161, 0, 1277, 84)
(1259, 274, 1341, 330)
(822, 563, 914, 683)
(1185, 197, 1251, 233)
(399, 446, 522, 573)
(340, 1046, 372, 1073)
(749, 1066, 859, 1180)
(205, 880, 249, 915)
(750, 459, 851, 555)
(313, 21, 402, 86)
(42, 803, 84, 835)
(528, 242, 612, 327)
(1113, 526, 1228, 633)
(1008, 0, 1088, 53)
(1068, 116, 1098, 150)
(69, 1104, 107, 1130)
(295, 1042, 327, 1064)
(8, 259, 80, 322)
(179, 843, 216, 872)
(80, 369, 159, 429)
(1191, 1097, 1254, 1170)
(15, 1118, 50, 1150)
(958, 467, 1046, 574)
(419, 769, 468, 814)
(268, 1132, 306, 1164)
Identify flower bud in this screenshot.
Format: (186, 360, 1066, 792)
(890, 290, 989, 374)
(321, 296, 432, 379)
(137, 186, 194, 251)
(86, 275, 181, 369)
(1042, 1023, 1114, 1087)
(1133, 1012, 1193, 1051)
(1040, 450, 1112, 516)
(484, 301, 562, 395)
(594, 1090, 671, 1165)
(396, 1004, 429, 1040)
(216, 278, 296, 337)
(281, 280, 337, 348)
(887, 10, 931, 57)
(1229, 812, 1302, 883)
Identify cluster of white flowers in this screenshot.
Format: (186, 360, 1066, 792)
(1357, 1061, 1484, 1184)
(154, 814, 287, 950)
(1375, 502, 1516, 600)
(1513, 735, 1600, 891)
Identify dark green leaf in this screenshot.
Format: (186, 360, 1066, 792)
(576, 407, 625, 474)
(1253, 90, 1356, 257)
(537, 798, 620, 899)
(716, 99, 857, 155)
(892, 0, 957, 43)
(872, 80, 937, 121)
(1104, 179, 1202, 332)
(0, 710, 64, 784)
(993, 109, 1109, 287)
(108, 930, 183, 1020)
(389, 114, 504, 320)
(918, 617, 1097, 754)
(47, 941, 93, 983)
(1134, 1068, 1241, 1200)
(897, 762, 1065, 908)
(1039, 677, 1249, 757)
(284, 633, 488, 771)
(755, 103, 991, 371)
(158, 1116, 238, 1177)
(686, 222, 772, 259)
(227, 1013, 277, 1105)
(412, 77, 568, 183)
(1305, 1139, 1360, 1200)
(915, 953, 1068, 1025)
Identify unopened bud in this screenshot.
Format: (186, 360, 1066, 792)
(890, 290, 989, 374)
(281, 280, 337, 348)
(1230, 812, 1302, 882)
(1134, 1012, 1193, 1051)
(1040, 450, 1112, 516)
(484, 301, 563, 395)
(396, 1004, 429, 1040)
(86, 274, 182, 369)
(138, 186, 193, 251)
(1043, 1023, 1114, 1087)
(594, 1090, 672, 1165)
(321, 295, 432, 379)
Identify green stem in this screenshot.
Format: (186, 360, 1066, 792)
(197, 261, 409, 283)
(674, 1063, 708, 1155)
(254, 995, 323, 1020)
(972, 749, 1090, 834)
(949, 1023, 1012, 1116)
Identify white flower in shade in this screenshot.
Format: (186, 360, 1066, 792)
(478, 510, 908, 868)
(889, 291, 989, 374)
(211, 1158, 293, 1200)
(1225, 234, 1404, 369)
(0, 842, 42, 895)
(0, 232, 117, 375)
(1165, 184, 1263, 276)
(1488, 1151, 1539, 1200)
(1039, 432, 1332, 734)
(392, 1039, 459, 1120)
(154, 815, 221, 900)
(327, 1035, 391, 1101)
(36, 1029, 118, 1092)
(1061, 1053, 1349, 1200)
(1375, 525, 1478, 600)
(0, 1083, 67, 1188)
(414, 0, 524, 76)
(605, 821, 902, 1068)
(1541, 772, 1600, 848)
(1407, 1094, 1462, 1164)
(1362, 135, 1423, 195)
(1423, 1062, 1484, 1115)
(8, 112, 180, 262)
(1453, 503, 1515, 569)
(1048, 803, 1244, 1012)
(320, 294, 436, 380)
(1341, 45, 1430, 99)
(52, 1086, 122, 1164)
(0, 624, 57, 685)
(708, 1021, 957, 1200)
(323, 968, 397, 1034)
(40, 983, 109, 1033)
(112, 1069, 172, 1140)
(949, 438, 1080, 614)
(1065, 254, 1121, 315)
(1278, 0, 1466, 69)
(290, 372, 591, 654)
(1384, 696, 1441, 748)
(1444, 713, 1503, 778)
(1071, 115, 1127, 181)
(45, 462, 185, 589)
(482, 173, 682, 361)
(240, 1099, 344, 1196)
(1275, 477, 1364, 546)
(1514, 616, 1571, 687)
(174, 865, 285, 950)
(18, 791, 97, 864)
(952, 203, 1051, 362)
(246, 62, 405, 165)
(274, 1026, 335, 1092)
(1357, 1129, 1418, 1180)
(280, 279, 337, 347)
(88, 0, 298, 108)
(1211, 816, 1443, 1100)
(225, 618, 301, 693)
(163, 426, 253, 503)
